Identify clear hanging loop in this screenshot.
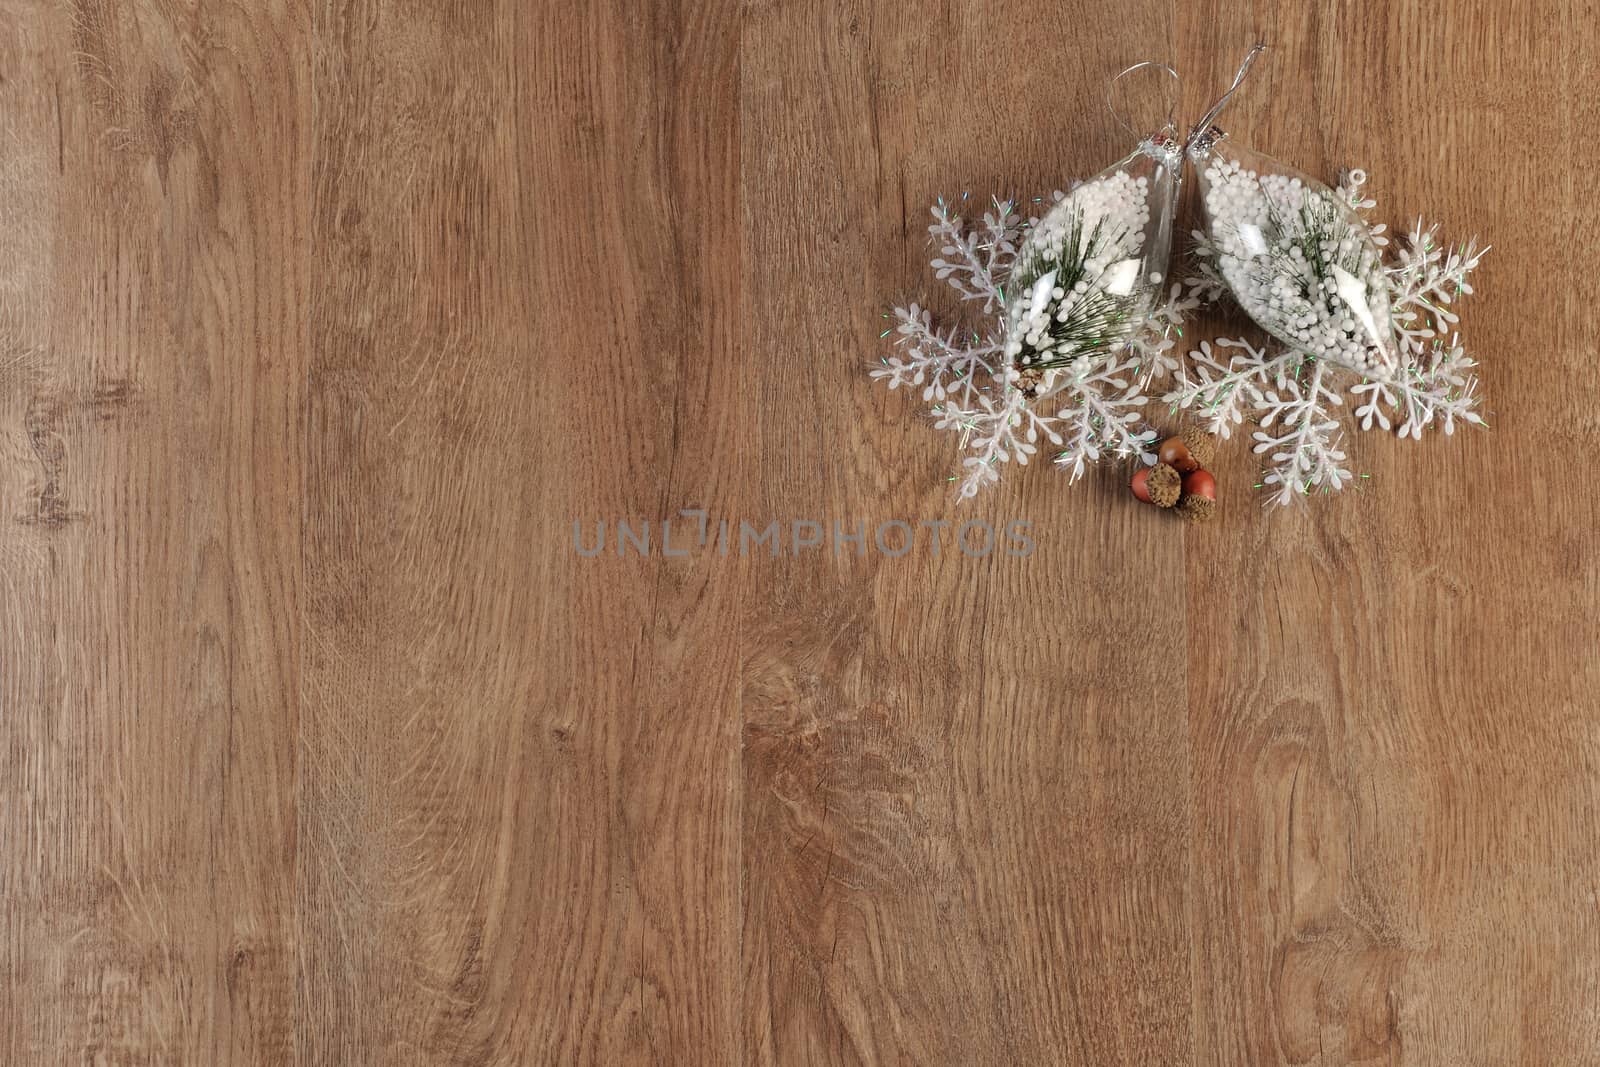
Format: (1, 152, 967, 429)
(1186, 43, 1267, 153)
(1106, 60, 1181, 140)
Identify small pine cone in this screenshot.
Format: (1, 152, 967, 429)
(1179, 425, 1216, 469)
(1177, 494, 1216, 524)
(1014, 366, 1045, 397)
(1147, 463, 1181, 508)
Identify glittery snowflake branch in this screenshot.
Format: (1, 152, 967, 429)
(875, 192, 1190, 500)
(1346, 219, 1490, 439)
(932, 389, 1030, 497)
(1388, 219, 1484, 333)
(1251, 356, 1354, 504)
(1350, 338, 1483, 439)
(871, 303, 1000, 409)
(1134, 282, 1205, 387)
(1050, 351, 1162, 480)
(1182, 228, 1229, 304)
(926, 194, 1025, 312)
(1170, 169, 1487, 505)
(925, 348, 1165, 497)
(1166, 336, 1300, 439)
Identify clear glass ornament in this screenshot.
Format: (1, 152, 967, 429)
(1001, 130, 1182, 396)
(1186, 50, 1398, 375)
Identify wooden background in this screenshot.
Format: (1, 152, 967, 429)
(2, 0, 1597, 1063)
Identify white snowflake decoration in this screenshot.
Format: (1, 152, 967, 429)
(873, 191, 1200, 499)
(1167, 169, 1487, 506)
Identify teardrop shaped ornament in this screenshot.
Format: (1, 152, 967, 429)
(1189, 130, 1398, 375)
(1002, 131, 1182, 396)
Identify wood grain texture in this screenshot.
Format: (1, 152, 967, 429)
(298, 0, 740, 1062)
(1, 0, 306, 1061)
(739, 3, 1191, 1062)
(1175, 6, 1600, 1064)
(1, 0, 1596, 1064)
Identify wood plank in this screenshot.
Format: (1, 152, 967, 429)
(298, 0, 741, 1061)
(0, 0, 306, 1060)
(739, 1, 1190, 1062)
(1177, 4, 1600, 1064)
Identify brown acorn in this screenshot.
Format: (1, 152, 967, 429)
(1182, 468, 1216, 501)
(1177, 494, 1216, 523)
(1156, 435, 1198, 474)
(1145, 463, 1182, 508)
(1179, 425, 1216, 469)
(1176, 467, 1217, 524)
(1130, 467, 1154, 503)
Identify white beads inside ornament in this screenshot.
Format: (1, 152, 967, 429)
(1195, 142, 1397, 374)
(1018, 171, 1154, 287)
(1002, 138, 1179, 394)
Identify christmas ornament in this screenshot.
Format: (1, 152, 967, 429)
(873, 63, 1201, 499)
(1169, 47, 1489, 505)
(1187, 46, 1396, 376)
(872, 45, 1489, 510)
(1002, 126, 1182, 397)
